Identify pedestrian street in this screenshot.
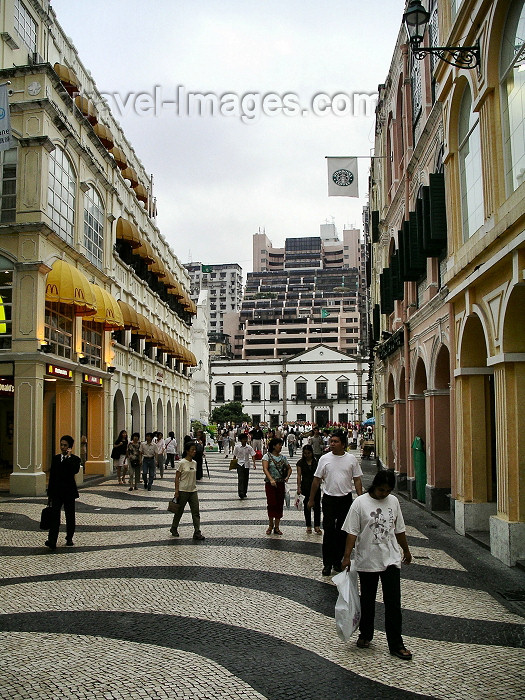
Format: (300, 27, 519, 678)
(0, 451, 524, 700)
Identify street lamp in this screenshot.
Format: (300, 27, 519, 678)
(403, 0, 480, 69)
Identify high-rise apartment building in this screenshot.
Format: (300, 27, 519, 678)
(224, 227, 368, 359)
(185, 262, 243, 355)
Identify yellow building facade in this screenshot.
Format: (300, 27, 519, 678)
(0, 0, 197, 495)
(370, 0, 524, 565)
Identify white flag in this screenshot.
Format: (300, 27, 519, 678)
(0, 84, 12, 152)
(327, 157, 358, 197)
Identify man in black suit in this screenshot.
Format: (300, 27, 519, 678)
(45, 434, 81, 550)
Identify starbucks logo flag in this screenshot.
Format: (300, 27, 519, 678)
(0, 84, 13, 152)
(326, 157, 358, 197)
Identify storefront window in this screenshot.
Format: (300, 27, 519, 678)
(500, 1, 525, 194)
(44, 302, 73, 358)
(0, 265, 13, 350)
(459, 86, 484, 240)
(83, 186, 104, 268)
(48, 146, 76, 245)
(81, 321, 102, 367)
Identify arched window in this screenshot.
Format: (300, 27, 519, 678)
(83, 186, 104, 268)
(48, 146, 76, 245)
(458, 85, 484, 240)
(500, 0, 525, 193)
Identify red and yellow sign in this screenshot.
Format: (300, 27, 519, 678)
(83, 374, 103, 386)
(46, 364, 73, 379)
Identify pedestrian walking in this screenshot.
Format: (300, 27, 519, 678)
(296, 445, 321, 534)
(126, 433, 141, 490)
(308, 426, 324, 461)
(233, 433, 256, 499)
(287, 429, 296, 458)
(155, 431, 166, 478)
(262, 437, 292, 536)
(44, 435, 81, 550)
(308, 429, 363, 576)
(164, 432, 178, 469)
(111, 430, 128, 485)
(194, 429, 206, 480)
(169, 442, 205, 540)
(140, 433, 156, 490)
(341, 470, 413, 660)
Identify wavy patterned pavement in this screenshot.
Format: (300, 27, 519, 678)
(1, 451, 524, 700)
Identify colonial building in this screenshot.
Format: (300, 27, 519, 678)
(370, 0, 525, 565)
(0, 0, 197, 494)
(210, 345, 370, 428)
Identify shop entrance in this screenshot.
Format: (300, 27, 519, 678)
(0, 379, 14, 488)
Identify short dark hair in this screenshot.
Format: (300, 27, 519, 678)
(131, 432, 140, 439)
(145, 432, 153, 440)
(60, 435, 74, 448)
(330, 429, 348, 447)
(367, 470, 396, 494)
(268, 437, 283, 453)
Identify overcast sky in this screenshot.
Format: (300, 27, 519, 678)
(51, 0, 405, 272)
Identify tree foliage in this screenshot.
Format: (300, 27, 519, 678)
(211, 401, 251, 425)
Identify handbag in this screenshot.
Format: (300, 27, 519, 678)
(284, 483, 291, 509)
(39, 505, 53, 530)
(167, 498, 179, 513)
(229, 457, 238, 470)
(254, 449, 262, 460)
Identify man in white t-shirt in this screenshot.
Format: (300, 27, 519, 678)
(233, 433, 256, 499)
(308, 430, 363, 576)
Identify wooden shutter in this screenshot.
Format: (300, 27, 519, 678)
(371, 210, 380, 243)
(380, 268, 394, 315)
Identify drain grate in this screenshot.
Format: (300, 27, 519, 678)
(498, 590, 525, 601)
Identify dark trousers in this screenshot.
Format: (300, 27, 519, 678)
(48, 497, 76, 546)
(237, 465, 250, 497)
(165, 453, 176, 469)
(321, 493, 353, 567)
(303, 485, 321, 527)
(195, 455, 203, 481)
(358, 566, 403, 652)
(170, 491, 201, 533)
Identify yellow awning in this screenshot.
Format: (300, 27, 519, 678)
(133, 238, 156, 264)
(133, 183, 148, 203)
(89, 285, 124, 329)
(148, 259, 165, 277)
(116, 217, 142, 249)
(74, 95, 98, 125)
(117, 299, 140, 331)
(93, 123, 115, 149)
(109, 145, 127, 169)
(121, 166, 139, 188)
(45, 260, 96, 316)
(53, 63, 80, 95)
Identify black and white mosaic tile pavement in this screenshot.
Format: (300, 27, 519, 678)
(1, 452, 524, 699)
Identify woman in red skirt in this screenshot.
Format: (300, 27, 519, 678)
(262, 438, 292, 535)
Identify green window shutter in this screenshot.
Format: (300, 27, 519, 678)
(372, 304, 380, 342)
(380, 268, 394, 315)
(371, 210, 380, 243)
(421, 185, 445, 257)
(429, 172, 447, 249)
(366, 242, 372, 286)
(409, 211, 426, 277)
(390, 250, 404, 300)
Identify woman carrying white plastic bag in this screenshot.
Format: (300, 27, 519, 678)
(341, 470, 413, 660)
(333, 561, 361, 641)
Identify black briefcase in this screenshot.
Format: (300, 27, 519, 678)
(39, 506, 53, 530)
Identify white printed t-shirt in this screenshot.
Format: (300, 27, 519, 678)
(314, 452, 363, 496)
(233, 443, 255, 467)
(342, 493, 406, 571)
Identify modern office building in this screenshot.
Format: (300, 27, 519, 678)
(224, 227, 368, 359)
(0, 0, 196, 494)
(185, 261, 243, 356)
(370, 0, 525, 566)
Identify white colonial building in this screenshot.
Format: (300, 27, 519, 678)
(210, 345, 370, 427)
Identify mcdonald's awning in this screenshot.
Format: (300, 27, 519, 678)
(93, 123, 115, 149)
(53, 63, 80, 95)
(133, 238, 156, 264)
(89, 284, 125, 329)
(148, 259, 165, 277)
(117, 299, 140, 330)
(166, 276, 184, 298)
(116, 217, 142, 249)
(110, 146, 127, 170)
(121, 166, 139, 188)
(134, 313, 153, 340)
(133, 183, 148, 203)
(45, 260, 96, 316)
(74, 95, 98, 125)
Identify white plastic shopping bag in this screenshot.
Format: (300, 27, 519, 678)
(294, 493, 304, 510)
(333, 562, 361, 641)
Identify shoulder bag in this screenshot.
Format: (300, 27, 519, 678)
(229, 457, 238, 470)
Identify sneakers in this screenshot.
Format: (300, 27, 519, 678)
(193, 532, 205, 541)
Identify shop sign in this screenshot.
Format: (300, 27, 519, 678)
(46, 364, 73, 379)
(83, 374, 103, 386)
(0, 377, 14, 396)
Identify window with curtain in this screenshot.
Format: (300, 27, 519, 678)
(0, 262, 13, 350)
(500, 0, 525, 194)
(83, 186, 104, 268)
(458, 86, 484, 240)
(48, 147, 76, 245)
(0, 146, 17, 223)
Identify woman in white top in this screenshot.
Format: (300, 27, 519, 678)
(169, 442, 205, 540)
(164, 431, 178, 470)
(341, 470, 413, 660)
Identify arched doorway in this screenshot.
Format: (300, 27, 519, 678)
(145, 396, 153, 434)
(410, 356, 427, 502)
(396, 367, 408, 484)
(166, 401, 173, 434)
(156, 398, 163, 433)
(113, 389, 126, 441)
(131, 393, 140, 436)
(386, 374, 395, 469)
(182, 404, 188, 439)
(175, 401, 181, 444)
(426, 345, 452, 510)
